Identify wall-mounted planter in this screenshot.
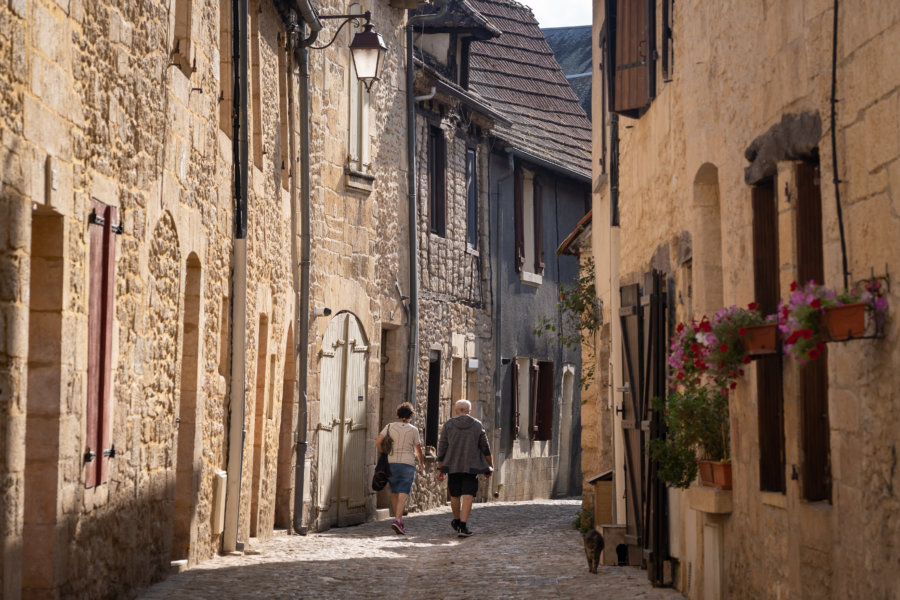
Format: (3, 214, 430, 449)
(823, 302, 866, 341)
(698, 460, 732, 490)
(743, 323, 778, 356)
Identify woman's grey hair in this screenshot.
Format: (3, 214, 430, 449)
(454, 399, 472, 413)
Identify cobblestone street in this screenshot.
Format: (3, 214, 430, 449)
(138, 499, 685, 599)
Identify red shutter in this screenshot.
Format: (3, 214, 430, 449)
(514, 167, 525, 272)
(609, 0, 653, 117)
(536, 361, 554, 441)
(528, 359, 539, 440)
(86, 200, 117, 487)
(511, 358, 520, 437)
(533, 179, 544, 275)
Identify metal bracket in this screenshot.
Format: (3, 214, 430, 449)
(84, 449, 96, 463)
(88, 210, 105, 226)
(103, 445, 117, 458)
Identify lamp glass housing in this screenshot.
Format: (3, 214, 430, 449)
(350, 25, 387, 87)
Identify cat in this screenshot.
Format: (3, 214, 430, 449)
(582, 528, 604, 574)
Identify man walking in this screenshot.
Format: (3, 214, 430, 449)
(436, 399, 493, 537)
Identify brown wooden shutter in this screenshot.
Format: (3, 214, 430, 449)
(752, 183, 786, 493)
(86, 200, 117, 488)
(609, 0, 654, 117)
(511, 358, 520, 437)
(514, 167, 525, 272)
(795, 162, 830, 502)
(533, 178, 544, 275)
(536, 361, 554, 441)
(429, 127, 446, 236)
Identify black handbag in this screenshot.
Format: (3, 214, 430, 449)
(372, 452, 392, 491)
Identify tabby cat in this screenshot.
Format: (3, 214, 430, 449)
(582, 529, 604, 574)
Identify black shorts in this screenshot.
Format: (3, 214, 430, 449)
(447, 473, 479, 497)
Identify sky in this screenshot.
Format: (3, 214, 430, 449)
(519, 0, 592, 29)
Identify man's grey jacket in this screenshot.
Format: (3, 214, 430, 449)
(437, 414, 492, 474)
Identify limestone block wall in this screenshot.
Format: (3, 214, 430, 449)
(0, 0, 301, 596)
(592, 0, 900, 597)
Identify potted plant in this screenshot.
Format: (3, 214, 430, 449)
(649, 317, 738, 489)
(778, 279, 889, 363)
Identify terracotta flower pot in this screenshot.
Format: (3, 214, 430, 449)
(698, 460, 732, 490)
(823, 302, 866, 341)
(742, 323, 778, 356)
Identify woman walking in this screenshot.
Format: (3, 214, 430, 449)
(375, 402, 425, 534)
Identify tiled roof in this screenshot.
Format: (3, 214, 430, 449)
(465, 0, 592, 178)
(410, 0, 502, 39)
(543, 25, 592, 120)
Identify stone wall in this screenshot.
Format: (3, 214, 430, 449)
(592, 0, 900, 597)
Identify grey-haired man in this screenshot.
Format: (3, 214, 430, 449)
(436, 399, 493, 537)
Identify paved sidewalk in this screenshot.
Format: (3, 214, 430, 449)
(138, 499, 685, 599)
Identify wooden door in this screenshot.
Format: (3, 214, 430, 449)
(316, 312, 369, 529)
(619, 271, 668, 585)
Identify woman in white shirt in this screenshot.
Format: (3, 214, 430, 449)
(375, 402, 425, 535)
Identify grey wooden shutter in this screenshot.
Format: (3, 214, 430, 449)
(534, 178, 544, 274)
(536, 361, 554, 441)
(514, 167, 525, 272)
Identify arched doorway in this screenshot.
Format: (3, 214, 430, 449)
(316, 312, 369, 529)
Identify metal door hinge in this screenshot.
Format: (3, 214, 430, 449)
(84, 449, 96, 463)
(88, 210, 105, 226)
(103, 445, 117, 458)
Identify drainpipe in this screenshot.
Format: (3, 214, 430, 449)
(290, 1, 321, 536)
(492, 149, 515, 497)
(224, 0, 250, 554)
(406, 0, 448, 407)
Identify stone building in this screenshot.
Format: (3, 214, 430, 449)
(590, 0, 900, 597)
(0, 0, 408, 597)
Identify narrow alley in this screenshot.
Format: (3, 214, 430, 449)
(137, 499, 684, 599)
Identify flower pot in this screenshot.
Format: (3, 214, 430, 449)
(823, 302, 866, 341)
(698, 460, 732, 490)
(742, 323, 778, 356)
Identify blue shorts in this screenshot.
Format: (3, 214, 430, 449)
(388, 463, 416, 494)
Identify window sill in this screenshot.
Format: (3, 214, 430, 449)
(760, 491, 786, 509)
(466, 246, 479, 257)
(344, 166, 375, 193)
(519, 270, 542, 287)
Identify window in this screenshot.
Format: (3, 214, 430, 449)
(348, 3, 370, 172)
(86, 199, 119, 488)
(512, 358, 554, 441)
(661, 0, 674, 81)
(514, 167, 544, 282)
(466, 148, 478, 249)
(752, 181, 786, 493)
(173, 0, 194, 76)
(605, 0, 656, 117)
(428, 126, 446, 236)
(529, 360, 554, 441)
(278, 33, 289, 188)
(795, 162, 831, 502)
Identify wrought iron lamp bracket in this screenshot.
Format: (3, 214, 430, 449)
(309, 11, 370, 50)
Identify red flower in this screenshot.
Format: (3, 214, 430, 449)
(729, 382, 737, 390)
(787, 331, 800, 344)
(743, 356, 752, 364)
(799, 328, 814, 339)
(700, 320, 712, 333)
(748, 302, 758, 310)
(738, 369, 745, 376)
(790, 281, 798, 291)
(808, 348, 820, 360)
(816, 342, 825, 352)
(691, 343, 700, 353)
(781, 307, 789, 318)
(676, 322, 684, 333)
(739, 327, 747, 337)
(719, 343, 728, 353)
(676, 372, 684, 380)
(811, 298, 821, 309)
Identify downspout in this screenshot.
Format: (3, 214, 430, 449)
(492, 149, 515, 497)
(224, 0, 250, 553)
(829, 0, 849, 290)
(406, 1, 448, 407)
(290, 1, 321, 536)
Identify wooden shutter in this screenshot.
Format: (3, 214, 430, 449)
(795, 162, 830, 502)
(536, 361, 554, 441)
(429, 127, 446, 236)
(533, 179, 544, 275)
(86, 199, 117, 488)
(608, 0, 654, 117)
(619, 282, 643, 546)
(528, 360, 538, 439)
(752, 183, 786, 493)
(466, 148, 477, 249)
(514, 167, 525, 272)
(511, 358, 520, 437)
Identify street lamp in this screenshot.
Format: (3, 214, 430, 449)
(314, 11, 387, 92)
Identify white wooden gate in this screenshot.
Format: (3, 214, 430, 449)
(316, 312, 369, 528)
